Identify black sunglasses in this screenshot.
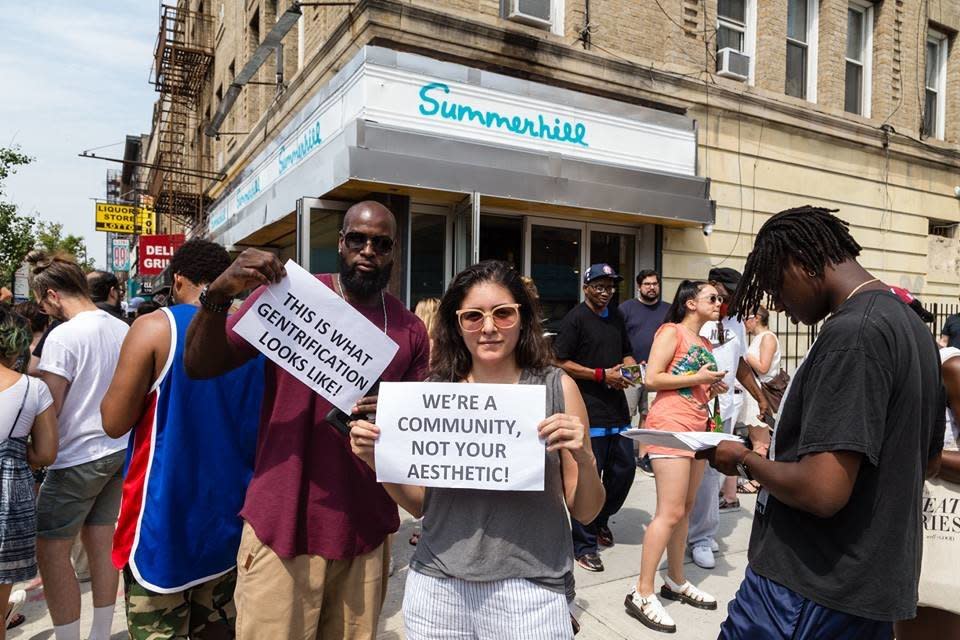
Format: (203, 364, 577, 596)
(342, 231, 394, 255)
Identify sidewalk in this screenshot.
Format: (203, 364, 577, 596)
(9, 473, 755, 639)
(379, 472, 755, 639)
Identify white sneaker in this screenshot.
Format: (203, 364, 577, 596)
(710, 539, 719, 552)
(691, 545, 715, 569)
(624, 589, 676, 633)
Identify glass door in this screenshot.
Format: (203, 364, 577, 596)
(525, 218, 585, 333)
(588, 225, 637, 307)
(479, 215, 523, 272)
(296, 198, 350, 273)
(408, 211, 450, 309)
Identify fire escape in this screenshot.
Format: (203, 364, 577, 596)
(149, 3, 214, 232)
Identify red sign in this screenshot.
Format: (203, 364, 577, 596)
(138, 234, 185, 276)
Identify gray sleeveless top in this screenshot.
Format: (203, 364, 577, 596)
(410, 366, 574, 592)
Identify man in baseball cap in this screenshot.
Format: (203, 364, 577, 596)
(554, 264, 638, 572)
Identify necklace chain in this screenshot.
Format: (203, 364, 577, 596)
(335, 274, 387, 334)
(844, 278, 881, 302)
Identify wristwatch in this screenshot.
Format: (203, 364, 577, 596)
(199, 285, 230, 314)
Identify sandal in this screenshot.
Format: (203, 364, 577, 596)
(660, 577, 718, 611)
(737, 479, 761, 494)
(624, 590, 676, 633)
(5, 589, 26, 630)
(6, 613, 24, 630)
(719, 496, 740, 511)
(408, 531, 420, 546)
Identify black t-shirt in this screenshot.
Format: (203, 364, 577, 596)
(748, 291, 944, 622)
(619, 298, 670, 363)
(941, 314, 960, 349)
(553, 302, 632, 426)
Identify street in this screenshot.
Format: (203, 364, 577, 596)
(8, 472, 755, 639)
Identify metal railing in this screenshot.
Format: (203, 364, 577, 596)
(763, 300, 956, 374)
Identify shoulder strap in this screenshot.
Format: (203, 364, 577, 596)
(6, 376, 30, 441)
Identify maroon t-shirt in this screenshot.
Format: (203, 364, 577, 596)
(226, 274, 430, 559)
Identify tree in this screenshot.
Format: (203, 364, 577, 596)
(0, 147, 36, 285)
(35, 221, 96, 272)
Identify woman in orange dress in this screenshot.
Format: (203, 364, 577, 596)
(625, 280, 727, 634)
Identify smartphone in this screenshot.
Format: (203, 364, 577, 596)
(620, 364, 646, 384)
(325, 407, 365, 437)
(324, 380, 380, 437)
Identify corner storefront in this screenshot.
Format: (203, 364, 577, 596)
(205, 46, 714, 327)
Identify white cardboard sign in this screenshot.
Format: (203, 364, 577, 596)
(374, 381, 547, 491)
(232, 260, 399, 413)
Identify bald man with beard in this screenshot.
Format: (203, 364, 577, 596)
(184, 201, 431, 639)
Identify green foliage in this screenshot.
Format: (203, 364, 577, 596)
(0, 147, 36, 285)
(35, 221, 96, 273)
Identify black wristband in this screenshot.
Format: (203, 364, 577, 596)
(199, 285, 230, 314)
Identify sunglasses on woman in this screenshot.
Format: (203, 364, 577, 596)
(697, 294, 725, 304)
(341, 231, 394, 255)
(455, 303, 521, 332)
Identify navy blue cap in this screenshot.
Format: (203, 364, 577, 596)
(583, 263, 623, 284)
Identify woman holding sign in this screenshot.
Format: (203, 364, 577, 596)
(624, 280, 727, 634)
(350, 260, 604, 639)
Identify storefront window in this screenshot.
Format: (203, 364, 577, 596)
(589, 230, 636, 307)
(479, 215, 523, 272)
(530, 224, 581, 333)
(309, 210, 343, 274)
(409, 214, 447, 308)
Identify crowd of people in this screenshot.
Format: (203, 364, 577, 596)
(0, 202, 955, 640)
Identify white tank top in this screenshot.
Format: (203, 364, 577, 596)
(940, 347, 960, 452)
(748, 330, 782, 383)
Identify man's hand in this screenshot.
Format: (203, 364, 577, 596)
(353, 395, 377, 419)
(206, 249, 286, 304)
(604, 367, 631, 390)
(696, 440, 750, 476)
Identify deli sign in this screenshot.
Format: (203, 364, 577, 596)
(138, 234, 185, 276)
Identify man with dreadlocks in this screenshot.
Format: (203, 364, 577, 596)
(699, 207, 943, 639)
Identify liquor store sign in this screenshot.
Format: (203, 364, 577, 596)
(95, 203, 156, 235)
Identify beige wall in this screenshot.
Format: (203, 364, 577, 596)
(181, 0, 960, 306)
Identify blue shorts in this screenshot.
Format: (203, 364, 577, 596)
(718, 567, 893, 640)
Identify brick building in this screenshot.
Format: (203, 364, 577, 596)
(143, 0, 960, 337)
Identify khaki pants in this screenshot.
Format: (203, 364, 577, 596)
(234, 522, 389, 640)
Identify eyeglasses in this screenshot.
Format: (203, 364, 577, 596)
(456, 303, 521, 332)
(640, 281, 660, 288)
(588, 284, 616, 293)
(697, 294, 725, 304)
(341, 231, 394, 255)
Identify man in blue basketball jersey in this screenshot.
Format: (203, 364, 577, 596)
(101, 240, 264, 639)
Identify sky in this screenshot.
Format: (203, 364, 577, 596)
(0, 1, 158, 269)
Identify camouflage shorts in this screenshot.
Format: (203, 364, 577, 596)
(123, 566, 237, 640)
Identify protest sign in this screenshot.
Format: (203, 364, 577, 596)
(232, 259, 399, 413)
(374, 381, 547, 491)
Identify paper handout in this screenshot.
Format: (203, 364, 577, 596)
(620, 429, 744, 452)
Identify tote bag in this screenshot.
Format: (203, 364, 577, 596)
(917, 477, 960, 614)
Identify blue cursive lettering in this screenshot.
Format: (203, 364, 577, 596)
(278, 120, 323, 175)
(417, 82, 589, 148)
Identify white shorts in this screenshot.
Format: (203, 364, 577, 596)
(403, 569, 573, 639)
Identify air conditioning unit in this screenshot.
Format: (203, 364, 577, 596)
(507, 0, 553, 30)
(716, 47, 750, 81)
